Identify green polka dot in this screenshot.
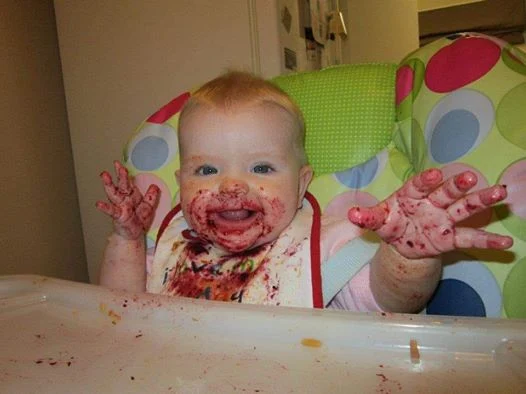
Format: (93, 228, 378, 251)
(503, 256, 526, 318)
(496, 83, 526, 149)
(396, 59, 425, 122)
(392, 118, 426, 174)
(404, 58, 425, 100)
(409, 119, 426, 173)
(502, 47, 526, 76)
(389, 147, 413, 182)
(397, 96, 412, 121)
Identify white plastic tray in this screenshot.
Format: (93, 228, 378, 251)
(1, 275, 525, 393)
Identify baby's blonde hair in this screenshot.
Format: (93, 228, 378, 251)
(179, 71, 307, 164)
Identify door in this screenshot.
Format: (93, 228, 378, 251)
(54, 0, 280, 282)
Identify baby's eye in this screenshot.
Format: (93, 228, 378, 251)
(252, 164, 274, 174)
(196, 165, 218, 176)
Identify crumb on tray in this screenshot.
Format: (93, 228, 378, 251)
(410, 339, 420, 364)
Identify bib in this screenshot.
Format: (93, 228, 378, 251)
(147, 192, 323, 308)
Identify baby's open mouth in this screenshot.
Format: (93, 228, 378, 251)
(208, 209, 260, 231)
(217, 209, 255, 221)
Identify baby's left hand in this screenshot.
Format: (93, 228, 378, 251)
(347, 168, 513, 259)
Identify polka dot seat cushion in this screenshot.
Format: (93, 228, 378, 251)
(396, 33, 526, 318)
(123, 33, 526, 318)
(311, 33, 526, 318)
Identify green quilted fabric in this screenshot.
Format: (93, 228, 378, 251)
(272, 64, 397, 176)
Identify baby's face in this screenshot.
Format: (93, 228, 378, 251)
(177, 104, 312, 253)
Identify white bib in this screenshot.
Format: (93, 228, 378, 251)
(147, 193, 323, 308)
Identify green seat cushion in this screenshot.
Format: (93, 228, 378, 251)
(272, 64, 397, 176)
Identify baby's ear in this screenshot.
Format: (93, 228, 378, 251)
(175, 169, 181, 186)
(298, 165, 313, 208)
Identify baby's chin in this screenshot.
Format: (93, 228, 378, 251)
(208, 226, 268, 254)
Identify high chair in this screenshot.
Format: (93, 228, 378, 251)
(2, 32, 526, 393)
(124, 32, 526, 319)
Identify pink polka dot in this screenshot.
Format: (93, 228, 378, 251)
(499, 159, 526, 220)
(396, 65, 414, 106)
(134, 173, 173, 230)
(147, 92, 191, 124)
(441, 163, 491, 228)
(425, 37, 501, 93)
(325, 190, 378, 220)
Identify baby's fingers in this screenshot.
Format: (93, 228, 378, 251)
(454, 227, 513, 250)
(114, 161, 133, 196)
(398, 168, 443, 199)
(348, 205, 387, 230)
(136, 185, 161, 229)
(428, 171, 478, 208)
(95, 200, 122, 220)
(447, 185, 507, 223)
(99, 171, 123, 204)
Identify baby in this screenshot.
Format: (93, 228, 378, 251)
(97, 71, 512, 313)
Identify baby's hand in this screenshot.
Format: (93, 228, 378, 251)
(347, 168, 513, 259)
(96, 161, 160, 240)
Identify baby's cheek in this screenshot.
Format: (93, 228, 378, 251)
(184, 190, 213, 230)
(261, 196, 287, 234)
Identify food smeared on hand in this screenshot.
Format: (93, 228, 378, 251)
(347, 168, 513, 259)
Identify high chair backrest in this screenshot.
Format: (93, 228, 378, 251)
(123, 32, 526, 319)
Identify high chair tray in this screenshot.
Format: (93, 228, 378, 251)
(1, 275, 525, 393)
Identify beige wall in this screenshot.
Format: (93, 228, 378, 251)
(0, 0, 88, 281)
(342, 0, 420, 64)
(54, 0, 279, 283)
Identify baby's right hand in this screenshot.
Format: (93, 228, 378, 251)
(96, 161, 160, 240)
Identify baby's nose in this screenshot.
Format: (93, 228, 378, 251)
(219, 177, 249, 195)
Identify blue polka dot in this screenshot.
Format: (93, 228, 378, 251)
(430, 109, 480, 163)
(131, 136, 169, 171)
(427, 279, 486, 317)
(334, 156, 378, 188)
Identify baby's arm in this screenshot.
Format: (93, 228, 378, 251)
(96, 161, 160, 292)
(348, 168, 512, 313)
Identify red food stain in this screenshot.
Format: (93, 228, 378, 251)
(185, 189, 285, 253)
(466, 203, 479, 211)
(166, 240, 271, 302)
(376, 373, 388, 383)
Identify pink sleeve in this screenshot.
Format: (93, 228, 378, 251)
(327, 264, 383, 312)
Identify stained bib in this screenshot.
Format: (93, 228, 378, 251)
(147, 193, 323, 308)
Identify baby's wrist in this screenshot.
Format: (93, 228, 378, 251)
(112, 223, 145, 241)
(383, 242, 440, 264)
(109, 230, 145, 243)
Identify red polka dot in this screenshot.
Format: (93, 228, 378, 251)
(147, 92, 191, 124)
(425, 37, 501, 93)
(396, 65, 414, 106)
